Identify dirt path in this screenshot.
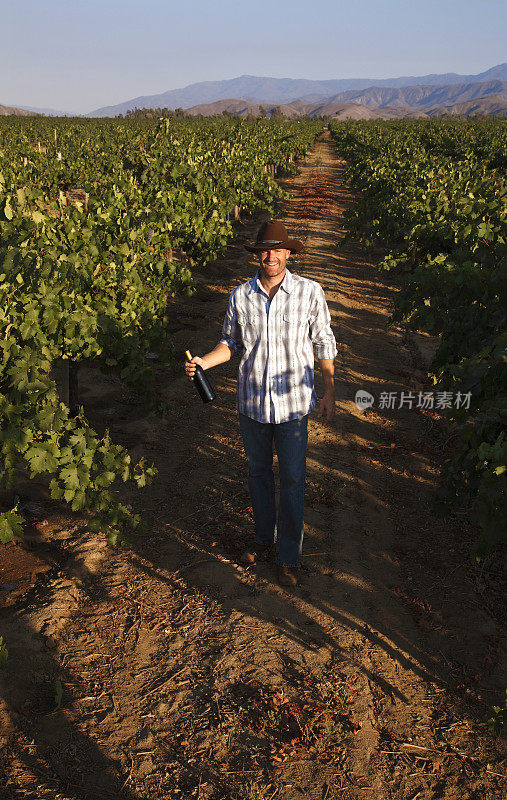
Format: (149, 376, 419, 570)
(0, 131, 505, 800)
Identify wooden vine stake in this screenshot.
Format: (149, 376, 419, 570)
(61, 358, 79, 417)
(59, 188, 89, 211)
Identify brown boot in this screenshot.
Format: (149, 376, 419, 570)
(277, 565, 299, 587)
(240, 542, 274, 565)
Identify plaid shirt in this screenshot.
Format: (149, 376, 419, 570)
(219, 268, 337, 423)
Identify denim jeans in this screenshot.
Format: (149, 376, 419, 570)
(238, 412, 308, 568)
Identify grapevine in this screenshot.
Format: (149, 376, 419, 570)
(330, 117, 506, 553)
(0, 116, 323, 543)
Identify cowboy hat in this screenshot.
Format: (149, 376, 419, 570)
(244, 219, 304, 254)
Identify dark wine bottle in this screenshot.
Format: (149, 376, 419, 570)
(185, 350, 216, 403)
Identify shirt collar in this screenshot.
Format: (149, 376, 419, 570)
(250, 268, 293, 296)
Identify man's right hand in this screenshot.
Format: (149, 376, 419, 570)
(184, 342, 233, 379)
(185, 356, 205, 380)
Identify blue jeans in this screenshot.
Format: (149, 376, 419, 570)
(238, 413, 308, 568)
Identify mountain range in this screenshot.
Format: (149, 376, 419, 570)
(88, 63, 507, 117)
(180, 80, 507, 119)
(3, 63, 506, 118)
(0, 103, 39, 117)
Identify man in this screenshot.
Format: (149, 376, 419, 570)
(185, 220, 336, 587)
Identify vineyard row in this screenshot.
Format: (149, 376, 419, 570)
(329, 117, 506, 553)
(0, 116, 323, 544)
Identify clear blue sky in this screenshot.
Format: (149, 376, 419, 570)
(1, 0, 505, 113)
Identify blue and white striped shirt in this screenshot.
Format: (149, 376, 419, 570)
(219, 268, 337, 423)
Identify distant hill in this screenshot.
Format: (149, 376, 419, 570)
(186, 81, 506, 118)
(427, 96, 507, 117)
(308, 102, 425, 120)
(184, 98, 311, 118)
(330, 80, 507, 109)
(178, 90, 507, 120)
(15, 104, 75, 116)
(87, 63, 507, 117)
(185, 99, 268, 117)
(183, 98, 425, 120)
(0, 103, 40, 116)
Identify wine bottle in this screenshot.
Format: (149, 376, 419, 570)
(185, 350, 216, 403)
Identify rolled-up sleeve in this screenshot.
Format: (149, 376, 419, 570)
(309, 285, 337, 360)
(218, 291, 243, 355)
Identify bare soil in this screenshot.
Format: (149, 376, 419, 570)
(0, 131, 505, 800)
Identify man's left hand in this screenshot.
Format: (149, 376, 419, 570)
(317, 392, 335, 423)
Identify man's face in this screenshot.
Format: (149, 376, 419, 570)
(258, 248, 290, 279)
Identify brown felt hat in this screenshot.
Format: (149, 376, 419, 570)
(244, 219, 304, 254)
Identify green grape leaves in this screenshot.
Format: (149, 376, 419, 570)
(330, 117, 506, 552)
